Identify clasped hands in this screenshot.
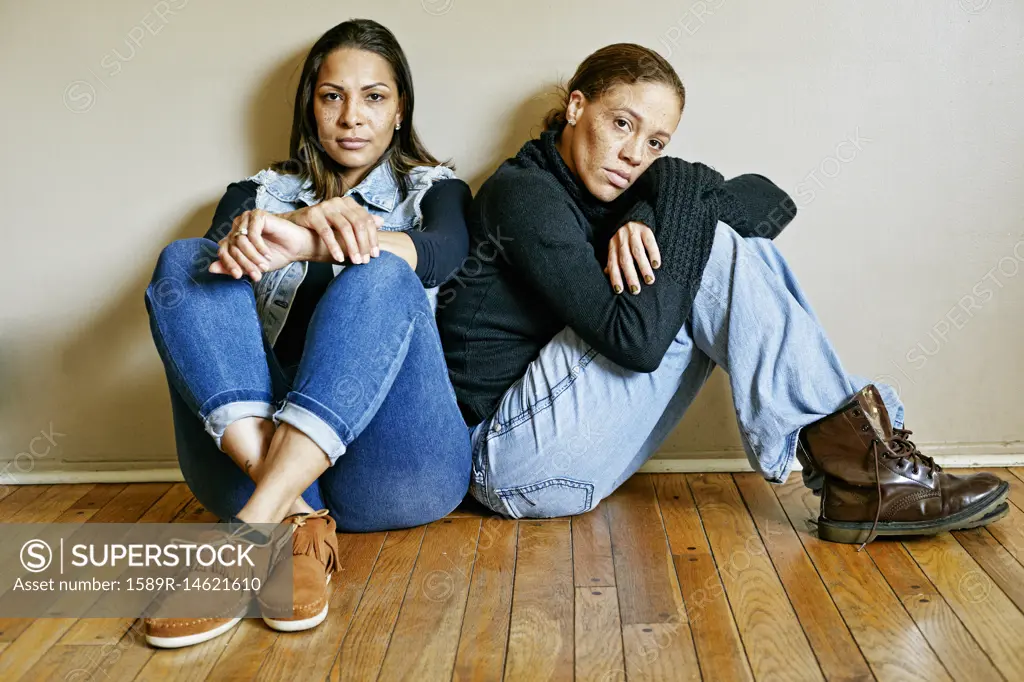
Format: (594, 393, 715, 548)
(211, 198, 662, 295)
(208, 196, 383, 282)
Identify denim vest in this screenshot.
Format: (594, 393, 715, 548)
(246, 162, 457, 347)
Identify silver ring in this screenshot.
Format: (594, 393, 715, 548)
(235, 227, 248, 238)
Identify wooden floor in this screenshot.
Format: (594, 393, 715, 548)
(0, 469, 1023, 681)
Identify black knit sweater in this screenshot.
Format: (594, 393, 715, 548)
(437, 130, 797, 426)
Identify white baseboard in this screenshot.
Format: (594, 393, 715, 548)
(0, 450, 1020, 485)
(638, 453, 1024, 473)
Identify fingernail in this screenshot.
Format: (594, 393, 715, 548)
(613, 285, 623, 294)
(645, 275, 655, 284)
(260, 263, 269, 271)
(652, 260, 660, 269)
(372, 247, 380, 257)
(630, 285, 640, 295)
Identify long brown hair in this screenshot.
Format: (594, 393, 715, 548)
(543, 43, 685, 131)
(272, 19, 450, 201)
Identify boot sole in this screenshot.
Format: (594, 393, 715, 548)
(817, 481, 1009, 545)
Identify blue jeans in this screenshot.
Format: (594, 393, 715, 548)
(468, 222, 906, 519)
(144, 239, 472, 532)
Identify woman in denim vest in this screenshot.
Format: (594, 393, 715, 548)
(143, 19, 472, 647)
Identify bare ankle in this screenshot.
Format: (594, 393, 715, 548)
(222, 417, 276, 482)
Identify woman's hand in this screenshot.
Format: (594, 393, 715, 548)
(604, 221, 661, 295)
(209, 210, 317, 282)
(283, 197, 383, 265)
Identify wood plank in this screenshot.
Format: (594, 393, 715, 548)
(8, 484, 95, 522)
(981, 500, 1024, 568)
(774, 477, 952, 681)
(1008, 468, 1024, 504)
(573, 505, 615, 587)
(606, 475, 699, 681)
(12, 643, 100, 682)
(953, 527, 1024, 614)
(0, 481, 169, 647)
(203, 619, 279, 682)
(0, 482, 22, 506)
(329, 527, 426, 681)
(58, 483, 182, 646)
(904, 532, 1024, 679)
(137, 484, 194, 523)
(575, 586, 625, 682)
(688, 473, 822, 681)
(654, 474, 752, 682)
(452, 517, 517, 682)
(378, 517, 481, 681)
(252, 531, 386, 682)
(607, 475, 685, 626)
(54, 484, 128, 523)
(87, 619, 158, 681)
(133, 629, 233, 681)
(502, 519, 574, 682)
(0, 619, 77, 681)
(866, 540, 1002, 681)
(12, 627, 151, 682)
(175, 498, 221, 523)
(0, 485, 51, 521)
(88, 483, 172, 524)
(733, 473, 871, 682)
(671, 554, 751, 682)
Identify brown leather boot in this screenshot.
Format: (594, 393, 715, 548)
(798, 384, 1009, 546)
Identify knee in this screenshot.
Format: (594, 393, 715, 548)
(152, 238, 218, 279)
(329, 250, 423, 306)
(145, 238, 221, 313)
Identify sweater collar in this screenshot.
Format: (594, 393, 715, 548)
(521, 130, 636, 224)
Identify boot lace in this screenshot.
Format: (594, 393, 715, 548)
(858, 429, 939, 552)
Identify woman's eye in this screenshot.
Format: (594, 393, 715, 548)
(323, 92, 340, 102)
(649, 139, 664, 151)
(614, 118, 630, 130)
(366, 92, 384, 102)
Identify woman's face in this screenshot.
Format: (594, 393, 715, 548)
(558, 81, 682, 202)
(313, 48, 402, 186)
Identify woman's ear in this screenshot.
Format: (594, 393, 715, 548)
(565, 90, 586, 126)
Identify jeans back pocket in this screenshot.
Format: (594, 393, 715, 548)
(495, 477, 595, 519)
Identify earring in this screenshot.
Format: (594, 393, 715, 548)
(395, 121, 402, 130)
(568, 117, 576, 126)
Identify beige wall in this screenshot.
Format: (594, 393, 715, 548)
(2, 0, 1022, 476)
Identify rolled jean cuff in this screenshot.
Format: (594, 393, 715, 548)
(272, 399, 348, 465)
(204, 400, 276, 452)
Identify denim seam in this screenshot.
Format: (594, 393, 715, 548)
(144, 284, 204, 414)
(349, 311, 425, 436)
(763, 428, 800, 483)
(486, 346, 599, 442)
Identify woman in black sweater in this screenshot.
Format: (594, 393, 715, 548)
(436, 43, 1007, 545)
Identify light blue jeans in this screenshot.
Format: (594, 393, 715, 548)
(468, 221, 904, 519)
